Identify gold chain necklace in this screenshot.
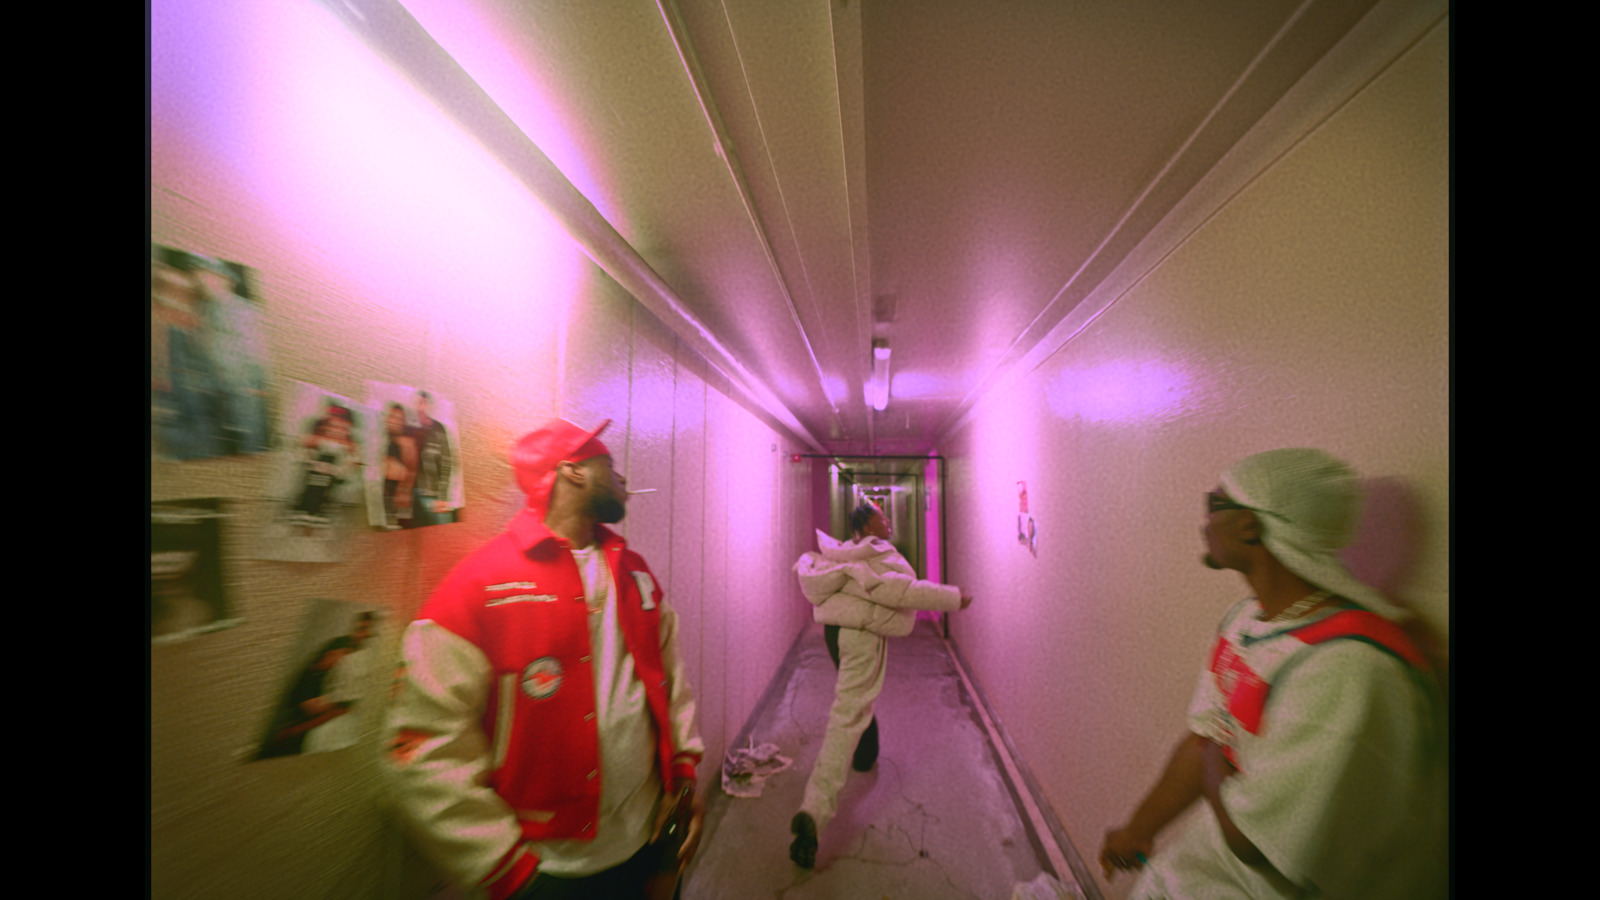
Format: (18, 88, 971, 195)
(1266, 589, 1331, 623)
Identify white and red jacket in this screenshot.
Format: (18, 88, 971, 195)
(1201, 599, 1431, 769)
(385, 509, 703, 899)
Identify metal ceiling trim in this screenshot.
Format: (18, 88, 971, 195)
(315, 0, 828, 453)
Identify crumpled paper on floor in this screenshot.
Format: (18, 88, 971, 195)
(720, 737, 793, 798)
(1008, 872, 1086, 900)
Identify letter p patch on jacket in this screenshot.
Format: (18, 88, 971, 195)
(633, 571, 657, 610)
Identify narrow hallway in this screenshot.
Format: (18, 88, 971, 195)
(148, 5, 1449, 896)
(683, 618, 1086, 900)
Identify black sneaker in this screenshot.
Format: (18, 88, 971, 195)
(789, 812, 817, 869)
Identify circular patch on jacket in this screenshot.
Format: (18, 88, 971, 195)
(1217, 667, 1238, 695)
(522, 657, 564, 700)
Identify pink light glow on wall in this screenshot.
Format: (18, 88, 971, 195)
(924, 455, 943, 584)
(960, 374, 1045, 565)
(1044, 357, 1197, 426)
(152, 0, 586, 335)
(629, 365, 678, 442)
(568, 370, 636, 439)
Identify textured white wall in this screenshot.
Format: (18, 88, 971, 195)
(940, 17, 1448, 900)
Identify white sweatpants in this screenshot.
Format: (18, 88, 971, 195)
(799, 626, 887, 832)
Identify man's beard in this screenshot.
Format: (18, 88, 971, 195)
(1201, 553, 1222, 570)
(594, 495, 626, 524)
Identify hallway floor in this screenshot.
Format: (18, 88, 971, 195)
(682, 618, 1084, 900)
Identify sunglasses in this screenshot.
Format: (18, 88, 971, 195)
(1206, 491, 1251, 515)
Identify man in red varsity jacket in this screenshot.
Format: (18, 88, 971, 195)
(1100, 449, 1446, 900)
(385, 418, 704, 900)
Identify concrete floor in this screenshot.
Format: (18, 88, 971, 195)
(682, 618, 1084, 900)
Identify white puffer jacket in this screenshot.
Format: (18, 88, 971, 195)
(793, 530, 962, 637)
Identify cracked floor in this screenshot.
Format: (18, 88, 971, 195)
(682, 617, 1060, 900)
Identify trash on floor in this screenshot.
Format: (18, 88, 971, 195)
(1008, 871, 1086, 900)
(720, 737, 793, 798)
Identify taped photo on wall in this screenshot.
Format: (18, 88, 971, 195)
(150, 244, 273, 461)
(151, 498, 240, 642)
(255, 382, 369, 562)
(254, 599, 385, 761)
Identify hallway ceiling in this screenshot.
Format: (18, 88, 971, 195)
(379, 0, 1385, 456)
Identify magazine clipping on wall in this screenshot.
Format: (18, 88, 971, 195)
(363, 381, 463, 530)
(255, 382, 369, 562)
(151, 498, 240, 642)
(253, 599, 385, 761)
(150, 243, 273, 461)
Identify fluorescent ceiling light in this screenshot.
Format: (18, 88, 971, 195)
(868, 342, 891, 411)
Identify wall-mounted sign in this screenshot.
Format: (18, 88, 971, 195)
(1017, 481, 1037, 556)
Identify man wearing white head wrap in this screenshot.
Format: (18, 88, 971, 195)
(1101, 449, 1446, 900)
(1216, 448, 1408, 621)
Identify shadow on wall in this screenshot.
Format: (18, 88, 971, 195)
(1341, 477, 1447, 694)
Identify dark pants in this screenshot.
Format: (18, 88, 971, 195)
(823, 624, 880, 770)
(510, 840, 682, 900)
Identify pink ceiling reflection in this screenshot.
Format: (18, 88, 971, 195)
(889, 371, 952, 400)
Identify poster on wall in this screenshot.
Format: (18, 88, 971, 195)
(254, 382, 369, 562)
(150, 243, 273, 461)
(254, 599, 384, 760)
(151, 498, 241, 642)
(363, 381, 464, 530)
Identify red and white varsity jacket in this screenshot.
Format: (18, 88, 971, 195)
(385, 509, 703, 899)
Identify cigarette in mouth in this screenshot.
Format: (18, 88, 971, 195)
(627, 489, 658, 494)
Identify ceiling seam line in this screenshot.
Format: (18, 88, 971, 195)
(320, 0, 824, 453)
(656, 0, 843, 431)
(710, 0, 850, 431)
(826, 0, 873, 450)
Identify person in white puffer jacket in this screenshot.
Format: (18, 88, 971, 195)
(787, 501, 973, 869)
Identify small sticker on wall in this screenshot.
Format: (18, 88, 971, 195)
(1017, 481, 1037, 556)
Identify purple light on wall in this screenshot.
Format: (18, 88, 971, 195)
(629, 367, 678, 439)
(571, 371, 635, 431)
(1044, 358, 1195, 425)
(924, 454, 943, 584)
(150, 0, 247, 174)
